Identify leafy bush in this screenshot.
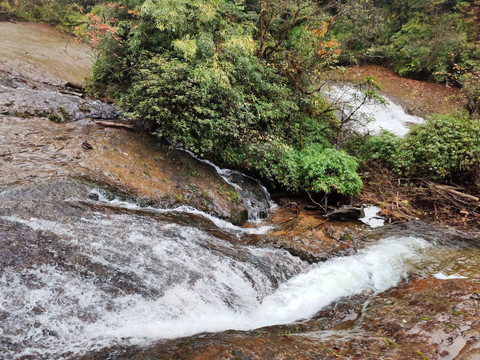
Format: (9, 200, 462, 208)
(330, 0, 480, 85)
(387, 13, 469, 80)
(239, 143, 362, 197)
(0, 0, 86, 33)
(360, 130, 401, 167)
(394, 113, 480, 183)
(360, 112, 480, 185)
(89, 0, 364, 198)
(297, 146, 363, 196)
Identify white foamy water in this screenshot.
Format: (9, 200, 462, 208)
(169, 205, 274, 234)
(433, 272, 467, 280)
(0, 211, 431, 359)
(326, 84, 424, 137)
(183, 149, 277, 221)
(360, 206, 385, 228)
(86, 189, 273, 235)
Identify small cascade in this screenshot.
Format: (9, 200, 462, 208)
(87, 188, 273, 235)
(0, 204, 431, 359)
(0, 208, 306, 359)
(218, 169, 276, 223)
(325, 84, 424, 137)
(1, 181, 480, 359)
(183, 150, 275, 222)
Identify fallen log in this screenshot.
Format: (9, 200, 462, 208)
(94, 121, 134, 129)
(432, 184, 479, 202)
(323, 205, 365, 220)
(59, 89, 84, 97)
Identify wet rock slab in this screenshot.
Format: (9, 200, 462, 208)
(255, 206, 365, 262)
(360, 277, 480, 360)
(0, 112, 247, 222)
(0, 68, 123, 122)
(0, 21, 92, 86)
(0, 79, 247, 222)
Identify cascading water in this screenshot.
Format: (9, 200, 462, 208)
(325, 84, 424, 137)
(1, 180, 479, 359)
(0, 212, 305, 358)
(87, 188, 274, 235)
(2, 20, 479, 360)
(183, 150, 276, 222)
(0, 215, 427, 357)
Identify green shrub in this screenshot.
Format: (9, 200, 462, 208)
(330, 0, 479, 85)
(0, 0, 86, 33)
(89, 0, 365, 199)
(387, 13, 469, 80)
(361, 130, 401, 167)
(394, 113, 480, 183)
(297, 146, 363, 196)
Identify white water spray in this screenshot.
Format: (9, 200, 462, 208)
(85, 189, 273, 235)
(182, 149, 276, 221)
(0, 211, 431, 359)
(326, 84, 424, 137)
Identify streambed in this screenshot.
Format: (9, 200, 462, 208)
(1, 180, 480, 359)
(0, 21, 479, 360)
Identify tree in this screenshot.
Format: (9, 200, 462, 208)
(89, 0, 364, 199)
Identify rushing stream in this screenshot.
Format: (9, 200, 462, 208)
(1, 179, 480, 359)
(325, 84, 424, 136)
(1, 20, 479, 360)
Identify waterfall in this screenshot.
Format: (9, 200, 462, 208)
(0, 207, 430, 358)
(182, 150, 276, 222)
(325, 84, 424, 137)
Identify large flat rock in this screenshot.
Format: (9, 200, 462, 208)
(0, 21, 92, 85)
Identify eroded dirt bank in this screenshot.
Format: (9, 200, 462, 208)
(344, 65, 463, 118)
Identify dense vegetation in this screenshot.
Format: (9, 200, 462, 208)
(362, 114, 480, 184)
(331, 0, 480, 118)
(3, 0, 479, 203)
(85, 0, 367, 200)
(0, 0, 85, 33)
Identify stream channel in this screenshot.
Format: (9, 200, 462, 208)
(0, 22, 479, 360)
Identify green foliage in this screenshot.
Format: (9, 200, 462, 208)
(235, 143, 362, 196)
(394, 113, 480, 183)
(296, 146, 363, 196)
(90, 0, 363, 197)
(362, 113, 480, 185)
(331, 0, 480, 85)
(47, 111, 63, 123)
(387, 13, 469, 80)
(0, 0, 88, 33)
(330, 1, 392, 57)
(361, 130, 402, 167)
